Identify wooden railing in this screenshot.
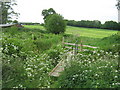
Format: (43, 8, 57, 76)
(62, 37, 98, 54)
(49, 37, 98, 77)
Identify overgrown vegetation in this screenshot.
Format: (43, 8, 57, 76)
(1, 25, 120, 88)
(2, 26, 64, 88)
(53, 52, 119, 88)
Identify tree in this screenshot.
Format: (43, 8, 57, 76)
(0, 0, 19, 24)
(42, 8, 56, 22)
(102, 21, 119, 30)
(116, 0, 120, 22)
(13, 20, 18, 24)
(116, 0, 120, 10)
(45, 14, 66, 34)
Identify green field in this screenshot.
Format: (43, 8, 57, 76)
(24, 25, 118, 38)
(66, 26, 118, 38)
(24, 25, 45, 30)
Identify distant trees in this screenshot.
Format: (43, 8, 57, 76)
(13, 20, 18, 24)
(42, 8, 66, 34)
(67, 20, 101, 28)
(19, 22, 40, 25)
(101, 21, 120, 30)
(66, 20, 120, 30)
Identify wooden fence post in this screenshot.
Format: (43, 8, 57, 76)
(80, 40, 83, 51)
(74, 40, 78, 55)
(62, 37, 65, 48)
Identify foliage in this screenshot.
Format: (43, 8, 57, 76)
(45, 14, 66, 34)
(33, 37, 60, 51)
(42, 8, 56, 21)
(66, 20, 120, 30)
(96, 32, 120, 52)
(53, 50, 119, 88)
(46, 45, 64, 66)
(2, 51, 54, 88)
(2, 25, 120, 88)
(67, 20, 101, 28)
(0, 0, 19, 24)
(13, 20, 18, 24)
(101, 21, 120, 30)
(20, 22, 40, 25)
(2, 26, 61, 88)
(116, 0, 120, 10)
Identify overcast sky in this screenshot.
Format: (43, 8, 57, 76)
(14, 0, 118, 23)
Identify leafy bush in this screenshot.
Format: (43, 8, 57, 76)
(45, 14, 66, 34)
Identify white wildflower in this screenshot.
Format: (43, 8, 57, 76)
(114, 76, 118, 78)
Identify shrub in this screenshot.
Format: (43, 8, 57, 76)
(45, 14, 66, 34)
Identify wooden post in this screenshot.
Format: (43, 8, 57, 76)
(76, 41, 78, 54)
(62, 37, 65, 48)
(74, 40, 78, 55)
(80, 40, 83, 51)
(71, 46, 73, 54)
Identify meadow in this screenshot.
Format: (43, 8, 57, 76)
(24, 25, 117, 38)
(2, 25, 120, 88)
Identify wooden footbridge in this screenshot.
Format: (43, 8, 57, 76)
(49, 37, 98, 77)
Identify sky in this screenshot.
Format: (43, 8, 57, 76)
(13, 0, 118, 23)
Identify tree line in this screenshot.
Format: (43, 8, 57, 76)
(66, 20, 120, 30)
(19, 22, 40, 25)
